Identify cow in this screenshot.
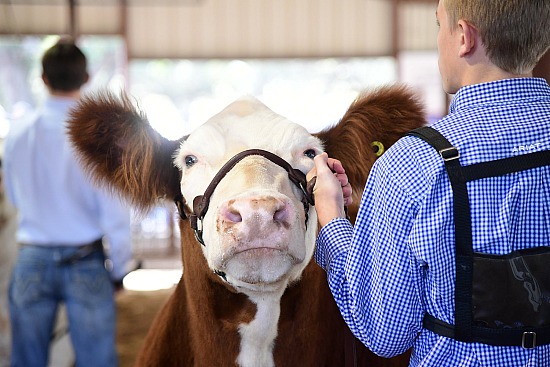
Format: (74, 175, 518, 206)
(67, 84, 425, 367)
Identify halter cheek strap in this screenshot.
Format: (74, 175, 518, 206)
(174, 149, 316, 246)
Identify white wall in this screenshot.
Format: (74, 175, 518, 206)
(0, 0, 438, 59)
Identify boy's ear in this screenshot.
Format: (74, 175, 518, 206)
(41, 73, 50, 87)
(458, 19, 478, 57)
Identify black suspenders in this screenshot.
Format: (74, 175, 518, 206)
(408, 126, 550, 348)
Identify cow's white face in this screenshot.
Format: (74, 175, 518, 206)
(174, 98, 323, 294)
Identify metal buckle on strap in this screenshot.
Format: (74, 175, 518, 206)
(522, 332, 537, 349)
(439, 147, 460, 161)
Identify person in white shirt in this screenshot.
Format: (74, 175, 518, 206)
(3, 39, 134, 367)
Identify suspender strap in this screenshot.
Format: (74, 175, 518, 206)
(408, 126, 550, 346)
(408, 127, 473, 341)
(462, 150, 550, 180)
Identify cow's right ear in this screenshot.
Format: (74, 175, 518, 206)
(68, 91, 183, 212)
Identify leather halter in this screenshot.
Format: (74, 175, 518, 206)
(174, 149, 316, 246)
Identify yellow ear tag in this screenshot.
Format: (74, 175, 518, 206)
(371, 141, 385, 157)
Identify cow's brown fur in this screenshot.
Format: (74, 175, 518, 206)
(67, 85, 425, 367)
(68, 92, 182, 212)
(135, 218, 370, 366)
(317, 84, 425, 219)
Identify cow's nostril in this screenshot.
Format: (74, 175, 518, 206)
(225, 208, 242, 223)
(273, 207, 288, 223)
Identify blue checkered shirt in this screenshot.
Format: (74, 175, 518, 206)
(315, 78, 550, 366)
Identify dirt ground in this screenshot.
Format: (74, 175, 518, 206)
(116, 288, 173, 367)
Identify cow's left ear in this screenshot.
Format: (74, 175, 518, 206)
(68, 91, 183, 212)
(315, 84, 426, 213)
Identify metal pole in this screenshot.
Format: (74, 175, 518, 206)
(68, 0, 77, 39)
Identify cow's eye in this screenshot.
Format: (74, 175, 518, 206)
(304, 149, 317, 159)
(185, 155, 198, 167)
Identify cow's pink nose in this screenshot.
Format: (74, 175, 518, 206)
(219, 196, 290, 226)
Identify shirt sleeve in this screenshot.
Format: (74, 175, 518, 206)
(315, 147, 425, 358)
(96, 189, 134, 281)
(2, 127, 18, 207)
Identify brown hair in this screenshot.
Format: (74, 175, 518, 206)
(443, 0, 550, 74)
(42, 39, 88, 91)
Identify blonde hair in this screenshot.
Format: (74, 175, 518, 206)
(442, 0, 550, 74)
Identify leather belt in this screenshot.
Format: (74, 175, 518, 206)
(57, 239, 104, 265)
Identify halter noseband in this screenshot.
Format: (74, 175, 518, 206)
(174, 149, 316, 246)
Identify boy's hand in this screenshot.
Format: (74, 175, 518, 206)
(306, 153, 352, 227)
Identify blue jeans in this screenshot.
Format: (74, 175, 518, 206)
(9, 245, 117, 367)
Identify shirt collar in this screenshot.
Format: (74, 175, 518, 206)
(449, 77, 550, 114)
(44, 95, 79, 110)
